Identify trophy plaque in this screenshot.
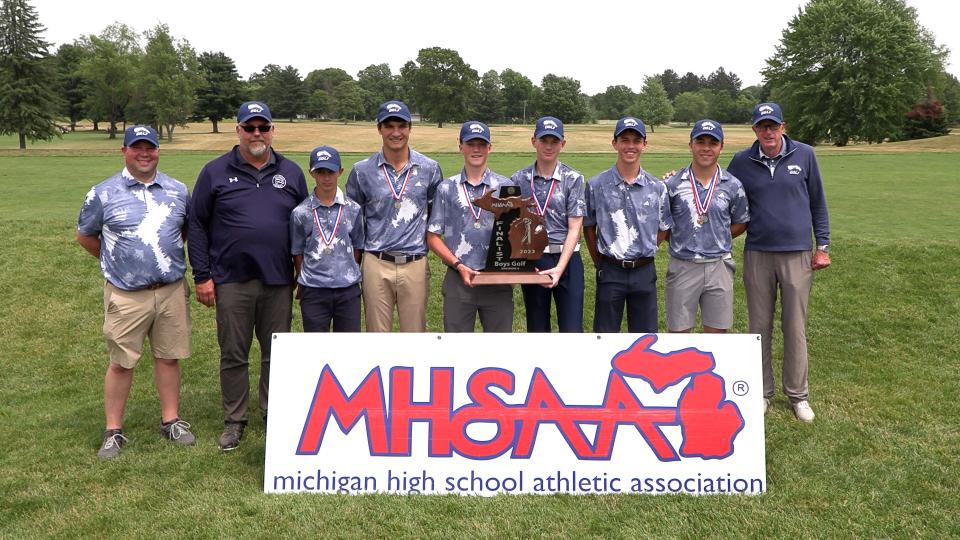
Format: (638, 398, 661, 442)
(469, 185, 551, 285)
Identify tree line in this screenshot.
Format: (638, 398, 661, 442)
(1, 0, 957, 149)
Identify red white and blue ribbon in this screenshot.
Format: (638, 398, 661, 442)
(689, 165, 720, 219)
(381, 165, 412, 203)
(531, 177, 558, 216)
(313, 205, 343, 248)
(461, 181, 483, 222)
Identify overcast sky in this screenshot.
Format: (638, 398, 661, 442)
(33, 0, 958, 95)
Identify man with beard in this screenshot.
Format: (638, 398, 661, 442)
(189, 101, 308, 450)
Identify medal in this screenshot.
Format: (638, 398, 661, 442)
(313, 204, 343, 254)
(689, 165, 720, 226)
(474, 221, 482, 229)
(381, 164, 412, 211)
(531, 176, 558, 216)
(461, 179, 485, 228)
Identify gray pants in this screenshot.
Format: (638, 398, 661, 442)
(441, 268, 514, 332)
(215, 280, 293, 424)
(743, 250, 813, 403)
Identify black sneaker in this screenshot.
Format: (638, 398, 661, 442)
(160, 418, 196, 446)
(218, 422, 244, 451)
(97, 429, 128, 460)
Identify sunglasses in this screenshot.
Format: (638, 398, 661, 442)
(240, 124, 273, 133)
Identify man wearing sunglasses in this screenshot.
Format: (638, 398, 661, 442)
(727, 102, 832, 423)
(189, 101, 308, 450)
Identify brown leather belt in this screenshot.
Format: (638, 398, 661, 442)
(600, 254, 654, 269)
(134, 282, 168, 291)
(367, 251, 425, 264)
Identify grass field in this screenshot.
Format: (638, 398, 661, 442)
(0, 131, 958, 537)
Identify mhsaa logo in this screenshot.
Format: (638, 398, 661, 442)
(758, 105, 774, 115)
(624, 118, 639, 127)
(469, 123, 484, 133)
(134, 126, 151, 136)
(700, 121, 716, 131)
(296, 335, 744, 462)
(386, 103, 402, 113)
(248, 103, 264, 113)
(543, 119, 558, 130)
(316, 150, 332, 160)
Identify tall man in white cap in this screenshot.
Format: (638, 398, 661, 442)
(427, 121, 515, 332)
(189, 101, 308, 450)
(77, 125, 195, 459)
(511, 116, 586, 332)
(664, 119, 749, 334)
(346, 100, 443, 332)
(727, 102, 831, 423)
(584, 117, 671, 333)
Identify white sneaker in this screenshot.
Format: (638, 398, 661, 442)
(793, 400, 815, 423)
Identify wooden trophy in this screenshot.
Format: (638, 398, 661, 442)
(470, 185, 552, 285)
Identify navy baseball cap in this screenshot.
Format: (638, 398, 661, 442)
(459, 121, 491, 143)
(237, 101, 272, 123)
(614, 116, 647, 139)
(534, 116, 564, 140)
(309, 146, 342, 172)
(752, 102, 783, 125)
(123, 125, 159, 147)
(377, 101, 412, 123)
(691, 119, 724, 141)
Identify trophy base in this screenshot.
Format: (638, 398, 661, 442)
(470, 272, 552, 285)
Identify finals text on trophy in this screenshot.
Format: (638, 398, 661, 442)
(470, 185, 552, 285)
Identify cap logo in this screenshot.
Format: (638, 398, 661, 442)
(624, 118, 638, 127)
(701, 121, 716, 130)
(316, 150, 332, 160)
(248, 103, 264, 113)
(543, 120, 558, 130)
(134, 126, 151, 136)
(386, 103, 402, 113)
(469, 123, 484, 133)
(758, 105, 774, 115)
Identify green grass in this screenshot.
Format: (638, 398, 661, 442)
(0, 150, 958, 537)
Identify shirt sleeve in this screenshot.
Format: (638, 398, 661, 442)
(567, 173, 586, 217)
(289, 207, 307, 256)
(427, 163, 443, 202)
(731, 182, 750, 224)
(658, 182, 673, 231)
(349, 206, 365, 248)
(345, 166, 365, 206)
(187, 165, 214, 283)
(426, 183, 446, 234)
(805, 152, 830, 245)
(77, 186, 103, 236)
(583, 179, 596, 227)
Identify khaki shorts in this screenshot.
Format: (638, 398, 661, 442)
(665, 256, 736, 331)
(103, 279, 191, 368)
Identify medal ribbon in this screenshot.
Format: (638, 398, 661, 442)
(461, 181, 483, 221)
(689, 165, 720, 218)
(531, 177, 558, 216)
(381, 164, 413, 203)
(312, 205, 344, 247)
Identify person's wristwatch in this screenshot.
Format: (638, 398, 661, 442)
(816, 245, 830, 253)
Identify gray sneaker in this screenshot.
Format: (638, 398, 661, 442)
(160, 418, 196, 446)
(218, 423, 244, 451)
(97, 429, 128, 460)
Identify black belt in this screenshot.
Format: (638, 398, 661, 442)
(130, 282, 169, 291)
(366, 251, 424, 264)
(600, 254, 654, 269)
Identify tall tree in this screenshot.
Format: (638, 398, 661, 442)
(500, 68, 536, 123)
(673, 91, 709, 126)
(304, 67, 353, 95)
(476, 70, 505, 123)
(537, 74, 588, 124)
(194, 51, 244, 133)
(139, 24, 201, 141)
(630, 76, 673, 130)
(357, 63, 398, 120)
(764, 0, 945, 145)
(54, 43, 87, 132)
(305, 89, 332, 119)
(0, 0, 61, 149)
(331, 80, 365, 122)
(593, 85, 637, 119)
(705, 67, 742, 97)
(78, 23, 142, 139)
(253, 64, 305, 121)
(678, 72, 704, 94)
(657, 69, 682, 100)
(404, 47, 478, 128)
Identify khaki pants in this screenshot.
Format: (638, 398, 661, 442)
(103, 279, 191, 368)
(361, 254, 429, 332)
(743, 250, 813, 402)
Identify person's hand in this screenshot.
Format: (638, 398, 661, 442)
(812, 250, 831, 270)
(195, 279, 216, 307)
(662, 169, 677, 180)
(458, 264, 478, 287)
(294, 283, 302, 300)
(538, 265, 564, 288)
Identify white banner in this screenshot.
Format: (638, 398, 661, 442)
(264, 333, 765, 495)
